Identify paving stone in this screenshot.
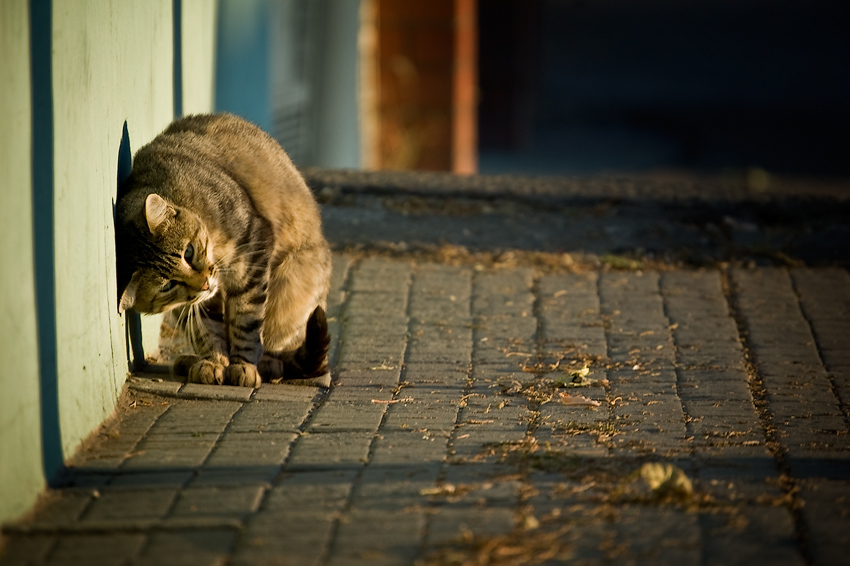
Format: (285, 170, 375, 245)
(667, 304, 746, 368)
(787, 452, 850, 480)
(406, 321, 472, 364)
(386, 386, 459, 407)
(381, 387, 460, 432)
(333, 366, 403, 388)
(608, 367, 678, 386)
(732, 268, 844, 451)
(138, 529, 237, 566)
(306, 391, 391, 433)
(127, 376, 184, 396)
(66, 401, 171, 472)
(699, 506, 804, 566)
(539, 395, 610, 430)
(191, 468, 279, 487)
(106, 471, 193, 489)
(424, 507, 515, 547)
(178, 383, 255, 402)
(81, 487, 177, 523)
(408, 264, 472, 309)
(698, 465, 782, 502)
(798, 478, 850, 565)
(346, 258, 413, 293)
(169, 485, 265, 521)
(469, 366, 524, 390)
(792, 267, 850, 415)
(284, 432, 374, 472)
(263, 469, 357, 514)
(438, 467, 523, 509)
(613, 506, 701, 566)
(538, 272, 601, 323)
(471, 270, 535, 317)
(234, 511, 336, 566)
(335, 334, 409, 366)
(326, 383, 395, 402)
(368, 431, 450, 466)
(336, 260, 412, 370)
(329, 255, 354, 306)
(327, 255, 354, 366)
(0, 534, 56, 565)
(349, 464, 442, 510)
(339, 313, 408, 335)
(227, 400, 314, 433)
(450, 428, 528, 461)
(678, 370, 754, 402)
(146, 401, 242, 435)
(250, 385, 320, 403)
(402, 362, 470, 388)
(203, 431, 297, 471)
(611, 393, 686, 424)
(121, 433, 219, 471)
(326, 509, 426, 566)
(67, 448, 135, 474)
(21, 490, 94, 528)
(601, 271, 692, 456)
(7, 254, 850, 566)
(44, 533, 145, 566)
(459, 403, 529, 431)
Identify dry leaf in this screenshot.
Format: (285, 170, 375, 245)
(559, 364, 601, 387)
(640, 462, 693, 498)
(420, 484, 457, 496)
(570, 365, 590, 379)
(522, 514, 541, 530)
(557, 392, 600, 407)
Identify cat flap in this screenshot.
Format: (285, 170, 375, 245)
(145, 193, 176, 235)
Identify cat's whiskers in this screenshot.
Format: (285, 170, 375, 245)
(187, 302, 207, 356)
(173, 304, 197, 355)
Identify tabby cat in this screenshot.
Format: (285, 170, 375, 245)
(116, 113, 332, 388)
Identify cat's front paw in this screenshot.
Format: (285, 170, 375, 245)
(187, 359, 225, 385)
(225, 362, 262, 388)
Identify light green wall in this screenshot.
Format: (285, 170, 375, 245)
(0, 0, 217, 524)
(51, 0, 175, 460)
(182, 0, 219, 115)
(0, 0, 45, 522)
(137, 0, 219, 361)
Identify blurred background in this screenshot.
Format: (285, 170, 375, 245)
(214, 0, 850, 180)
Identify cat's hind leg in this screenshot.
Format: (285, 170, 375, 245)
(260, 306, 331, 383)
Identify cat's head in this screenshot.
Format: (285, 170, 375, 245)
(117, 193, 219, 314)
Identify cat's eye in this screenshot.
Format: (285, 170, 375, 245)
(184, 243, 195, 263)
(160, 279, 179, 293)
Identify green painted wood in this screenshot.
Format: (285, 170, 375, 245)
(0, 0, 45, 522)
(0, 0, 217, 524)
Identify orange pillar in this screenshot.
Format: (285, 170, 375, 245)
(453, 0, 477, 174)
(369, 0, 478, 173)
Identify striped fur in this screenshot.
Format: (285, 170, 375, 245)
(116, 113, 331, 387)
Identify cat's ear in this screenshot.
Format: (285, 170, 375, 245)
(118, 271, 141, 314)
(144, 193, 176, 235)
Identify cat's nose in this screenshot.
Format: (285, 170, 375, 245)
(201, 280, 209, 291)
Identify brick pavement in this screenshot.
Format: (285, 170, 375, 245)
(2, 253, 849, 566)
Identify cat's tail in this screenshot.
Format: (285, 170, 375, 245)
(260, 306, 331, 384)
(292, 306, 331, 379)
